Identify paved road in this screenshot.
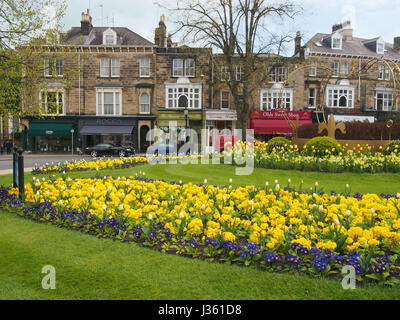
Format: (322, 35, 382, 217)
(0, 154, 92, 171)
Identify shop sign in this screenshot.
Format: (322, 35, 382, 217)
(251, 110, 312, 121)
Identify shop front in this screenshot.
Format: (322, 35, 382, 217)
(78, 116, 140, 152)
(156, 109, 206, 151)
(249, 110, 313, 141)
(23, 118, 78, 153)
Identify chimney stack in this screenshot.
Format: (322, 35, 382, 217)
(394, 37, 400, 51)
(155, 15, 167, 47)
(294, 31, 301, 55)
(332, 21, 353, 41)
(80, 9, 93, 35)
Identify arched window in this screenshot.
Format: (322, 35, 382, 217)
(339, 96, 347, 107)
(178, 95, 188, 108)
(140, 93, 150, 114)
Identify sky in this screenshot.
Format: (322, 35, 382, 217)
(62, 0, 400, 53)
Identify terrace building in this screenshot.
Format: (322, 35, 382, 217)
(299, 21, 400, 122)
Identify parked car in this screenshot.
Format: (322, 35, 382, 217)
(85, 144, 135, 158)
(147, 143, 176, 155)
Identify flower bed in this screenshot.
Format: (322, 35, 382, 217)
(2, 177, 400, 284)
(32, 155, 206, 175)
(227, 141, 400, 173)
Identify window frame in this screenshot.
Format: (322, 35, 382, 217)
(235, 66, 243, 81)
(375, 91, 396, 111)
(185, 59, 195, 77)
(326, 85, 355, 109)
(139, 93, 151, 114)
(44, 58, 63, 77)
(165, 85, 202, 109)
(40, 90, 65, 115)
(96, 88, 123, 116)
(220, 91, 230, 109)
(332, 36, 342, 50)
(140, 58, 151, 78)
(172, 59, 184, 77)
(308, 88, 317, 108)
(260, 88, 293, 111)
(100, 58, 120, 78)
(309, 61, 317, 77)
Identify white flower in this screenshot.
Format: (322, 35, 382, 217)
(108, 186, 112, 191)
(276, 184, 280, 190)
(148, 214, 153, 220)
(288, 178, 291, 183)
(319, 205, 324, 212)
(126, 181, 130, 186)
(371, 208, 375, 214)
(315, 182, 319, 187)
(265, 181, 269, 187)
(204, 179, 208, 184)
(229, 185, 232, 189)
(229, 178, 233, 183)
(59, 200, 63, 205)
(91, 188, 95, 192)
(202, 204, 206, 210)
(274, 179, 278, 184)
(249, 200, 253, 206)
(180, 212, 185, 219)
(147, 197, 152, 203)
(119, 204, 124, 211)
(102, 204, 107, 211)
(397, 193, 400, 199)
(334, 218, 340, 225)
(346, 184, 350, 189)
(60, 185, 65, 190)
(346, 210, 351, 216)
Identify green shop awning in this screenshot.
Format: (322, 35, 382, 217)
(28, 123, 74, 137)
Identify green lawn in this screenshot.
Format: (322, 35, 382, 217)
(1, 209, 399, 300)
(2, 162, 400, 195)
(1, 162, 400, 300)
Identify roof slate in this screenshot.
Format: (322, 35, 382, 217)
(64, 27, 154, 47)
(306, 33, 400, 60)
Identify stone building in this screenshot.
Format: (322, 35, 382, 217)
(22, 9, 158, 153)
(298, 21, 400, 122)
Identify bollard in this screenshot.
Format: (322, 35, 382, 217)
(13, 146, 18, 188)
(17, 148, 24, 199)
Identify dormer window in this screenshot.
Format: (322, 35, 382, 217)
(377, 42, 385, 54)
(103, 28, 117, 45)
(332, 35, 342, 50)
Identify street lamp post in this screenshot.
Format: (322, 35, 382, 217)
(71, 129, 75, 155)
(200, 74, 204, 153)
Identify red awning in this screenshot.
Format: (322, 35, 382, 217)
(250, 119, 311, 135)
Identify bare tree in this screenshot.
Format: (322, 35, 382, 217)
(158, 0, 302, 137)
